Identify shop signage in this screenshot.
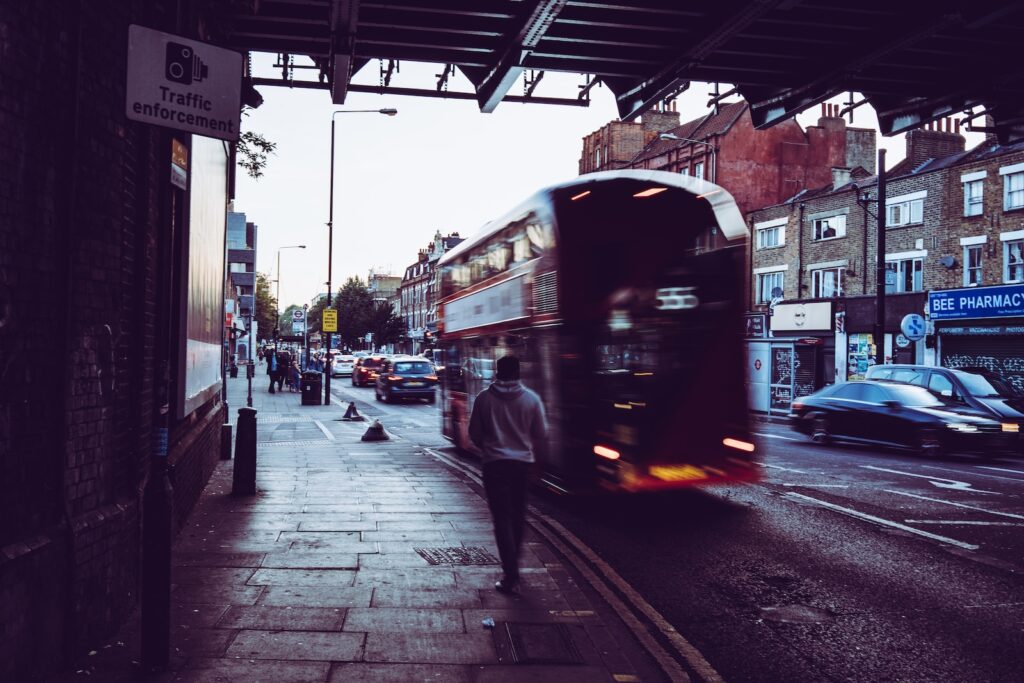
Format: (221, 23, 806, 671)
(798, 338, 822, 345)
(770, 302, 832, 332)
(126, 25, 242, 142)
(939, 325, 1024, 336)
(744, 314, 766, 338)
(895, 334, 911, 348)
(170, 138, 188, 189)
(900, 314, 926, 341)
(928, 283, 1024, 321)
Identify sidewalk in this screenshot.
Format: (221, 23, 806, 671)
(61, 368, 668, 682)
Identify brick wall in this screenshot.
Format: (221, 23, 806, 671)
(579, 120, 654, 173)
(0, 2, 227, 678)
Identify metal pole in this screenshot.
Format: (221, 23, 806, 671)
(324, 117, 335, 404)
(874, 148, 887, 368)
(275, 248, 281, 342)
(246, 312, 253, 407)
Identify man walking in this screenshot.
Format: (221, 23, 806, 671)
(468, 355, 547, 594)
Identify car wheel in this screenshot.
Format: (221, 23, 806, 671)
(811, 413, 831, 444)
(916, 428, 942, 457)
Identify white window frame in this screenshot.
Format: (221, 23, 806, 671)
(755, 269, 785, 305)
(961, 170, 986, 217)
(693, 161, 704, 179)
(754, 218, 787, 250)
(1002, 167, 1024, 211)
(1003, 235, 1024, 283)
(810, 266, 844, 298)
(885, 190, 926, 227)
(812, 213, 846, 241)
(884, 251, 925, 293)
(594, 146, 601, 168)
(963, 244, 983, 286)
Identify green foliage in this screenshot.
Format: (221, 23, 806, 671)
(334, 277, 374, 349)
(254, 272, 277, 342)
(237, 130, 276, 179)
(366, 302, 406, 346)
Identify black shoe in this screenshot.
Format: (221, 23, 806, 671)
(494, 578, 519, 594)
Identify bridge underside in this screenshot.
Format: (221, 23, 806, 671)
(207, 0, 1024, 142)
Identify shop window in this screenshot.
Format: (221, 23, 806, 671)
(885, 257, 923, 293)
(813, 214, 846, 240)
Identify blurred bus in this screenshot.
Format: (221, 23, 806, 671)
(437, 170, 758, 493)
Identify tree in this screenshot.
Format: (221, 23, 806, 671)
(254, 272, 277, 342)
(334, 277, 373, 349)
(306, 295, 329, 336)
(236, 109, 276, 179)
(279, 304, 303, 337)
(366, 302, 406, 347)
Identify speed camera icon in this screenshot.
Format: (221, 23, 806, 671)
(165, 42, 208, 85)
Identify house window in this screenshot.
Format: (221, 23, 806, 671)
(595, 146, 601, 168)
(811, 267, 844, 298)
(885, 257, 923, 293)
(886, 198, 924, 227)
(964, 245, 983, 286)
(693, 161, 704, 179)
(756, 271, 784, 304)
(679, 167, 689, 176)
(1006, 239, 1024, 283)
(812, 214, 846, 240)
(964, 180, 984, 216)
(756, 224, 783, 249)
(1005, 172, 1024, 211)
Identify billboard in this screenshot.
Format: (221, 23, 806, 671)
(179, 135, 228, 416)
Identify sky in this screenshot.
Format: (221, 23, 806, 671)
(233, 55, 983, 311)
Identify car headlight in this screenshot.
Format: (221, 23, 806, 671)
(945, 423, 978, 433)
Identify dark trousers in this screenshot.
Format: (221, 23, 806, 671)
(483, 459, 530, 582)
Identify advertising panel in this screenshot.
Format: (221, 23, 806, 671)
(179, 135, 228, 416)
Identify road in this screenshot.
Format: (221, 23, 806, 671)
(330, 378, 1024, 682)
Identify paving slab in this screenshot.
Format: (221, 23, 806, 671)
(328, 662, 471, 683)
(343, 607, 466, 633)
(159, 659, 331, 683)
(226, 629, 365, 661)
(363, 632, 497, 664)
(258, 585, 373, 608)
(216, 605, 347, 631)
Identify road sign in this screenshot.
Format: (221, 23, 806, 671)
(323, 308, 338, 332)
(292, 309, 305, 321)
(900, 313, 926, 341)
(125, 25, 242, 141)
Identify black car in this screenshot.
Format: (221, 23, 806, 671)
(375, 358, 437, 403)
(789, 381, 1014, 456)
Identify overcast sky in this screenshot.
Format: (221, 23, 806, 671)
(233, 55, 982, 311)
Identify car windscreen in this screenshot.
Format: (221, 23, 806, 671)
(958, 371, 1018, 398)
(885, 384, 943, 407)
(394, 362, 432, 375)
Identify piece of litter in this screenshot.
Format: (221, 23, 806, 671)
(88, 650, 97, 656)
(481, 618, 495, 629)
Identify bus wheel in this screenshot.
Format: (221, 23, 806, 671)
(811, 414, 831, 445)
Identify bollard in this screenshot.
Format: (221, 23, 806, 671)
(233, 407, 258, 495)
(361, 419, 389, 442)
(220, 423, 232, 460)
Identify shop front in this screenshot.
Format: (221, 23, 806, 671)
(842, 292, 927, 380)
(929, 283, 1024, 394)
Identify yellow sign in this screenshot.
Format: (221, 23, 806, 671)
(322, 308, 338, 332)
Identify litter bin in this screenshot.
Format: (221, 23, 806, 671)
(301, 371, 322, 406)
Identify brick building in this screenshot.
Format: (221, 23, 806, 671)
(226, 210, 258, 363)
(398, 231, 463, 354)
(748, 119, 1024, 404)
(0, 3, 234, 677)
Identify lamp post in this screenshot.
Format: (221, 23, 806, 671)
(658, 132, 717, 182)
(325, 107, 398, 404)
(274, 244, 306, 341)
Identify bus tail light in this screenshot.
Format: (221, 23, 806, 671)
(593, 445, 620, 460)
(722, 438, 755, 453)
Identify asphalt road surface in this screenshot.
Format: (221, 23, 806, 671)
(331, 380, 1024, 682)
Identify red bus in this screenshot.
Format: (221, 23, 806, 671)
(437, 170, 758, 493)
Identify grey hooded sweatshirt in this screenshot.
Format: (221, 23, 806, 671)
(468, 380, 548, 464)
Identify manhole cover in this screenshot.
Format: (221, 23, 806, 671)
(503, 623, 584, 665)
(760, 604, 834, 624)
(414, 547, 499, 566)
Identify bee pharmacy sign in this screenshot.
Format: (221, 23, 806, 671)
(126, 25, 242, 142)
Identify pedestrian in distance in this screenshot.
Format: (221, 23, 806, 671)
(266, 347, 278, 394)
(289, 359, 301, 393)
(468, 355, 547, 594)
(276, 349, 290, 392)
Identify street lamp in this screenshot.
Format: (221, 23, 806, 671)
(324, 107, 398, 404)
(658, 132, 717, 182)
(275, 245, 306, 340)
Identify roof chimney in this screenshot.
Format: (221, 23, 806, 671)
(641, 107, 681, 134)
(831, 167, 851, 188)
(905, 119, 966, 167)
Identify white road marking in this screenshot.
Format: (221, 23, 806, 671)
(861, 465, 1000, 495)
(782, 483, 849, 488)
(758, 463, 808, 474)
(312, 420, 335, 441)
(424, 447, 714, 683)
(884, 490, 1024, 520)
(976, 465, 1024, 476)
(904, 520, 1024, 527)
(921, 465, 1024, 483)
(754, 431, 801, 441)
(785, 492, 979, 551)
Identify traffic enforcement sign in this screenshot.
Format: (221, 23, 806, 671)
(900, 314, 926, 341)
(323, 308, 338, 332)
(292, 309, 305, 321)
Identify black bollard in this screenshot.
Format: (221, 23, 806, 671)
(232, 407, 258, 495)
(141, 456, 173, 669)
(220, 423, 232, 460)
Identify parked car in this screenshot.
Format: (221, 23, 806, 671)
(352, 355, 387, 387)
(375, 358, 438, 403)
(865, 364, 1022, 451)
(330, 354, 356, 377)
(789, 380, 1014, 456)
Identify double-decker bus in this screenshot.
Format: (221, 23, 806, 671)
(437, 170, 757, 493)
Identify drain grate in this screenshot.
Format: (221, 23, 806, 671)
(414, 546, 499, 566)
(503, 622, 583, 665)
